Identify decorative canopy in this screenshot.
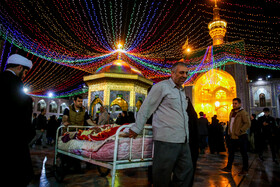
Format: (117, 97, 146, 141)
(95, 59, 143, 76)
(0, 0, 279, 97)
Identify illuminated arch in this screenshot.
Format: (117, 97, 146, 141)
(193, 69, 236, 122)
(110, 97, 128, 112)
(90, 97, 103, 116)
(37, 99, 46, 112)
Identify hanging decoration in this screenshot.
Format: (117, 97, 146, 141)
(0, 0, 279, 97)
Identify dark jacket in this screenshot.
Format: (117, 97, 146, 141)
(37, 113, 47, 130)
(47, 116, 59, 138)
(0, 70, 35, 186)
(250, 118, 258, 135)
(186, 96, 199, 186)
(258, 115, 277, 137)
(197, 117, 208, 136)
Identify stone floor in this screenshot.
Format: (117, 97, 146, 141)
(27, 145, 280, 187)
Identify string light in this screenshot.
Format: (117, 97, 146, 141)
(0, 0, 279, 97)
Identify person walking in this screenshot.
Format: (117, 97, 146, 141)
(0, 54, 35, 186)
(197, 112, 209, 154)
(249, 114, 258, 152)
(32, 113, 38, 132)
(47, 115, 59, 145)
(221, 98, 251, 175)
(129, 62, 194, 187)
(257, 108, 278, 164)
(30, 108, 48, 148)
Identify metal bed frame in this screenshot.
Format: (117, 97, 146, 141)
(53, 124, 153, 186)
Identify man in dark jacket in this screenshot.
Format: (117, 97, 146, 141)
(197, 112, 208, 154)
(30, 108, 48, 148)
(249, 114, 258, 152)
(257, 108, 278, 164)
(0, 54, 35, 186)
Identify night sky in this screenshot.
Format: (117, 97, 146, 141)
(0, 0, 279, 96)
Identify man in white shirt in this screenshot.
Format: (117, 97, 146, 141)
(129, 62, 193, 187)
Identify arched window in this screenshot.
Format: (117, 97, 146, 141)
(60, 103, 68, 114)
(49, 100, 58, 113)
(193, 69, 237, 122)
(37, 99, 46, 112)
(259, 93, 266, 107)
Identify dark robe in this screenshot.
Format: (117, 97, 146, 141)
(0, 71, 35, 186)
(209, 120, 226, 153)
(186, 96, 199, 186)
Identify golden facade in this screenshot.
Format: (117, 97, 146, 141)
(193, 69, 236, 122)
(84, 59, 153, 116)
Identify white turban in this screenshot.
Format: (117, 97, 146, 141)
(7, 54, 32, 69)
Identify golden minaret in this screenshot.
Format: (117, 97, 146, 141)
(208, 0, 227, 45)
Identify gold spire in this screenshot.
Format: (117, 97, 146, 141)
(182, 36, 189, 50)
(208, 0, 227, 45)
(182, 36, 192, 53)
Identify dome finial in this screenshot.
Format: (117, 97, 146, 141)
(208, 0, 227, 45)
(214, 0, 218, 8)
(116, 42, 123, 59)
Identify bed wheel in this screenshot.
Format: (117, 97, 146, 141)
(97, 166, 111, 177)
(53, 154, 65, 182)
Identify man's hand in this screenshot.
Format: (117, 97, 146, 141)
(63, 121, 70, 126)
(129, 129, 138, 139)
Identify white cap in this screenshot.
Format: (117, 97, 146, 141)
(7, 54, 32, 69)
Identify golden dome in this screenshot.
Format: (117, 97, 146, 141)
(95, 59, 143, 76)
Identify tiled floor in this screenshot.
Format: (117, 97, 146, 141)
(27, 145, 280, 187)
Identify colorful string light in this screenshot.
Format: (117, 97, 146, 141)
(0, 0, 279, 97)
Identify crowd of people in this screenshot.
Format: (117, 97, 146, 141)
(197, 105, 280, 176)
(250, 108, 280, 163)
(30, 103, 137, 148)
(29, 109, 61, 147)
(1, 54, 280, 187)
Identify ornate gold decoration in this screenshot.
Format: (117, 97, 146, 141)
(84, 59, 153, 113)
(208, 1, 227, 45)
(110, 97, 128, 111)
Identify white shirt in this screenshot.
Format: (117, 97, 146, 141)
(131, 78, 189, 143)
(230, 117, 235, 133)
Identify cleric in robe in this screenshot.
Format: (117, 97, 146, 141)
(0, 54, 35, 186)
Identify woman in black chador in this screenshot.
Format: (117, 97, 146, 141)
(208, 115, 226, 154)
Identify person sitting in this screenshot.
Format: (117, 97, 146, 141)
(128, 111, 136, 123)
(93, 113, 99, 124)
(116, 111, 129, 125)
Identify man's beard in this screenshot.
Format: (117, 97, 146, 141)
(19, 70, 24, 80)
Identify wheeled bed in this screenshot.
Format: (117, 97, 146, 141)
(53, 124, 153, 186)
